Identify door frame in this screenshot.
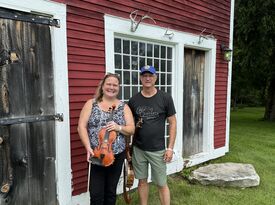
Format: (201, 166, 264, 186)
(104, 15, 220, 171)
(0, 1, 71, 205)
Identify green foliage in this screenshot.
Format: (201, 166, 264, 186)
(117, 107, 275, 204)
(232, 0, 275, 108)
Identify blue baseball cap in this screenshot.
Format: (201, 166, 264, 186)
(140, 65, 156, 75)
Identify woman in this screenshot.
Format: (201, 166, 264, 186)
(78, 73, 135, 205)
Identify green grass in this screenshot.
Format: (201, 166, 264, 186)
(117, 107, 275, 205)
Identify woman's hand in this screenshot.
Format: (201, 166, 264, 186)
(86, 147, 94, 162)
(106, 121, 120, 132)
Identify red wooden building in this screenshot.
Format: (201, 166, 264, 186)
(0, 0, 235, 204)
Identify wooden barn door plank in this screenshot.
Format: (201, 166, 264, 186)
(183, 48, 205, 157)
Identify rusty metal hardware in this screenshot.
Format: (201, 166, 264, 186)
(9, 52, 19, 63)
(0, 183, 10, 194)
(0, 49, 19, 67)
(0, 8, 60, 27)
(0, 113, 63, 126)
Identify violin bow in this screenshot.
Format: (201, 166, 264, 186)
(87, 160, 91, 192)
(123, 162, 130, 203)
(123, 133, 134, 203)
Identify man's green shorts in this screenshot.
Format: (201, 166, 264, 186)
(132, 146, 167, 186)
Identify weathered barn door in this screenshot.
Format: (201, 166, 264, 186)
(183, 48, 205, 157)
(0, 8, 59, 205)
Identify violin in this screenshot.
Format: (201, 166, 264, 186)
(92, 105, 117, 167)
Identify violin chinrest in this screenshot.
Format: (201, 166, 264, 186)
(89, 156, 103, 166)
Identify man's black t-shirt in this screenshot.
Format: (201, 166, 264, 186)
(128, 90, 176, 151)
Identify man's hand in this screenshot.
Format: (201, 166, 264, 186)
(163, 149, 173, 163)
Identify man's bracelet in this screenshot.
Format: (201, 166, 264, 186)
(166, 148, 174, 152)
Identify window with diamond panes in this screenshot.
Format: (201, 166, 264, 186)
(114, 37, 173, 145)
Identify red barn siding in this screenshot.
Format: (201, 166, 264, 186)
(52, 0, 232, 195)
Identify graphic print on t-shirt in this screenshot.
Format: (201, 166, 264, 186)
(136, 105, 159, 120)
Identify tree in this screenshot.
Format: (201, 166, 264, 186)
(233, 0, 275, 120)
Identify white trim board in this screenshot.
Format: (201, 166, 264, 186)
(0, 1, 71, 205)
(225, 0, 235, 153)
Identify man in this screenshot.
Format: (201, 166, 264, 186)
(128, 65, 177, 205)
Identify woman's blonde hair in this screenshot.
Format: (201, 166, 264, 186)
(94, 73, 120, 102)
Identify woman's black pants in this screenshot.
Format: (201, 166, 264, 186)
(89, 151, 125, 205)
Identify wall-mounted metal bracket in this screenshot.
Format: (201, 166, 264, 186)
(164, 28, 174, 40)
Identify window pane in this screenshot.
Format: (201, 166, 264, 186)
(124, 86, 130, 99)
(114, 38, 121, 53)
(167, 74, 172, 84)
(132, 86, 139, 96)
(123, 55, 130, 70)
(139, 57, 145, 69)
(161, 60, 166, 72)
(161, 46, 166, 58)
(154, 59, 159, 72)
(132, 56, 138, 70)
(132, 71, 139, 85)
(131, 41, 138, 55)
(118, 88, 122, 99)
(123, 40, 130, 54)
(167, 60, 172, 72)
(118, 70, 123, 87)
(115, 54, 121, 69)
(161, 73, 166, 85)
(167, 87, 171, 94)
(167, 47, 172, 59)
(147, 44, 153, 57)
(147, 58, 152, 66)
(156, 73, 160, 85)
(166, 124, 170, 135)
(139, 42, 145, 56)
(154, 45, 159, 57)
(123, 71, 130, 84)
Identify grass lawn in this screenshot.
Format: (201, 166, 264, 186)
(117, 107, 275, 205)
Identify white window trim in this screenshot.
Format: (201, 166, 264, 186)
(105, 14, 219, 172)
(0, 1, 71, 205)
